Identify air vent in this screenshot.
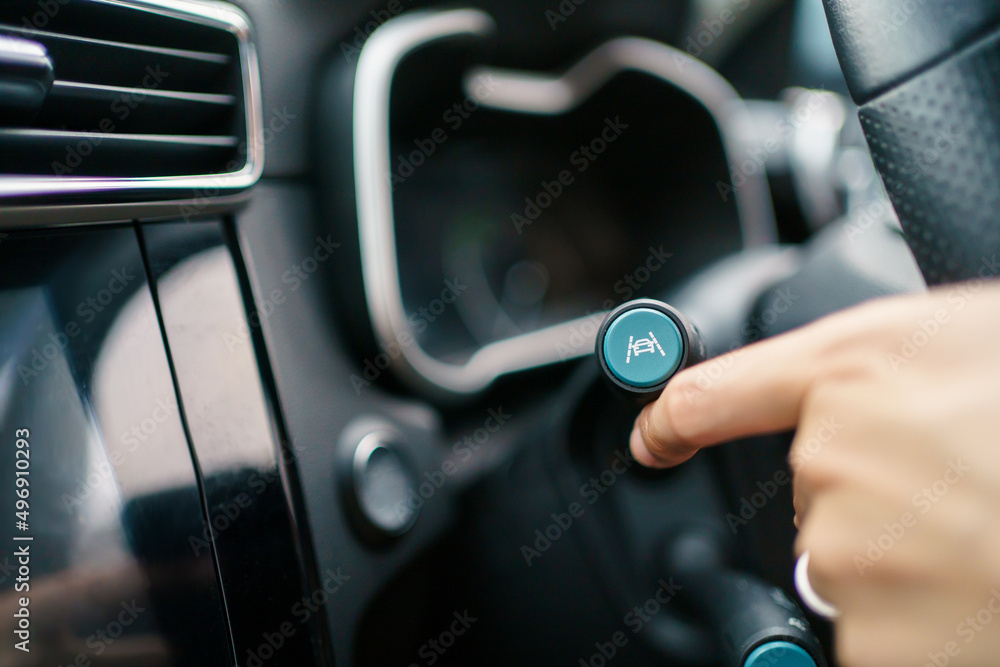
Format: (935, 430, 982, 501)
(0, 0, 261, 214)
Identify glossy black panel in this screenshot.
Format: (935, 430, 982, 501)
(140, 220, 329, 667)
(235, 182, 458, 667)
(0, 226, 233, 665)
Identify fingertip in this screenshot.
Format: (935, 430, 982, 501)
(630, 421, 662, 468)
(630, 404, 698, 469)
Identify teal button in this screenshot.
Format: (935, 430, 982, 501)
(744, 642, 817, 667)
(603, 308, 684, 388)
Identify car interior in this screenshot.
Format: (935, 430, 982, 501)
(2, 0, 998, 665)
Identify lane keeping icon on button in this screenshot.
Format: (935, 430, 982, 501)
(626, 332, 666, 363)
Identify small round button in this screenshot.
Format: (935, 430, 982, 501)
(602, 308, 684, 388)
(355, 436, 418, 535)
(340, 430, 420, 543)
(744, 641, 817, 667)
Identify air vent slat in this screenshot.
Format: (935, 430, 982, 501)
(0, 129, 238, 178)
(0, 26, 231, 93)
(37, 81, 236, 135)
(0, 1, 233, 53)
(51, 82, 236, 107)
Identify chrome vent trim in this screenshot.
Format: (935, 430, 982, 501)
(0, 0, 263, 225)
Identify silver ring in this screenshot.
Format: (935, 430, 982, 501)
(794, 551, 841, 619)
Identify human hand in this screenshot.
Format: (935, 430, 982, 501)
(630, 281, 1000, 666)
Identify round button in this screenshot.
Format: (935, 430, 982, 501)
(602, 308, 684, 388)
(744, 642, 817, 667)
(351, 432, 419, 538)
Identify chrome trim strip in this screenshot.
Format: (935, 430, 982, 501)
(0, 0, 263, 220)
(354, 9, 499, 398)
(0, 24, 233, 64)
(463, 38, 776, 248)
(52, 80, 237, 106)
(0, 128, 238, 146)
(353, 10, 776, 399)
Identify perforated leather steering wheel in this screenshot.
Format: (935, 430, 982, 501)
(822, 0, 1000, 285)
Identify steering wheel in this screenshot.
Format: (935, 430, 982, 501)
(822, 0, 1000, 285)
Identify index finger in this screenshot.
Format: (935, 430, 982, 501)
(629, 317, 839, 468)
